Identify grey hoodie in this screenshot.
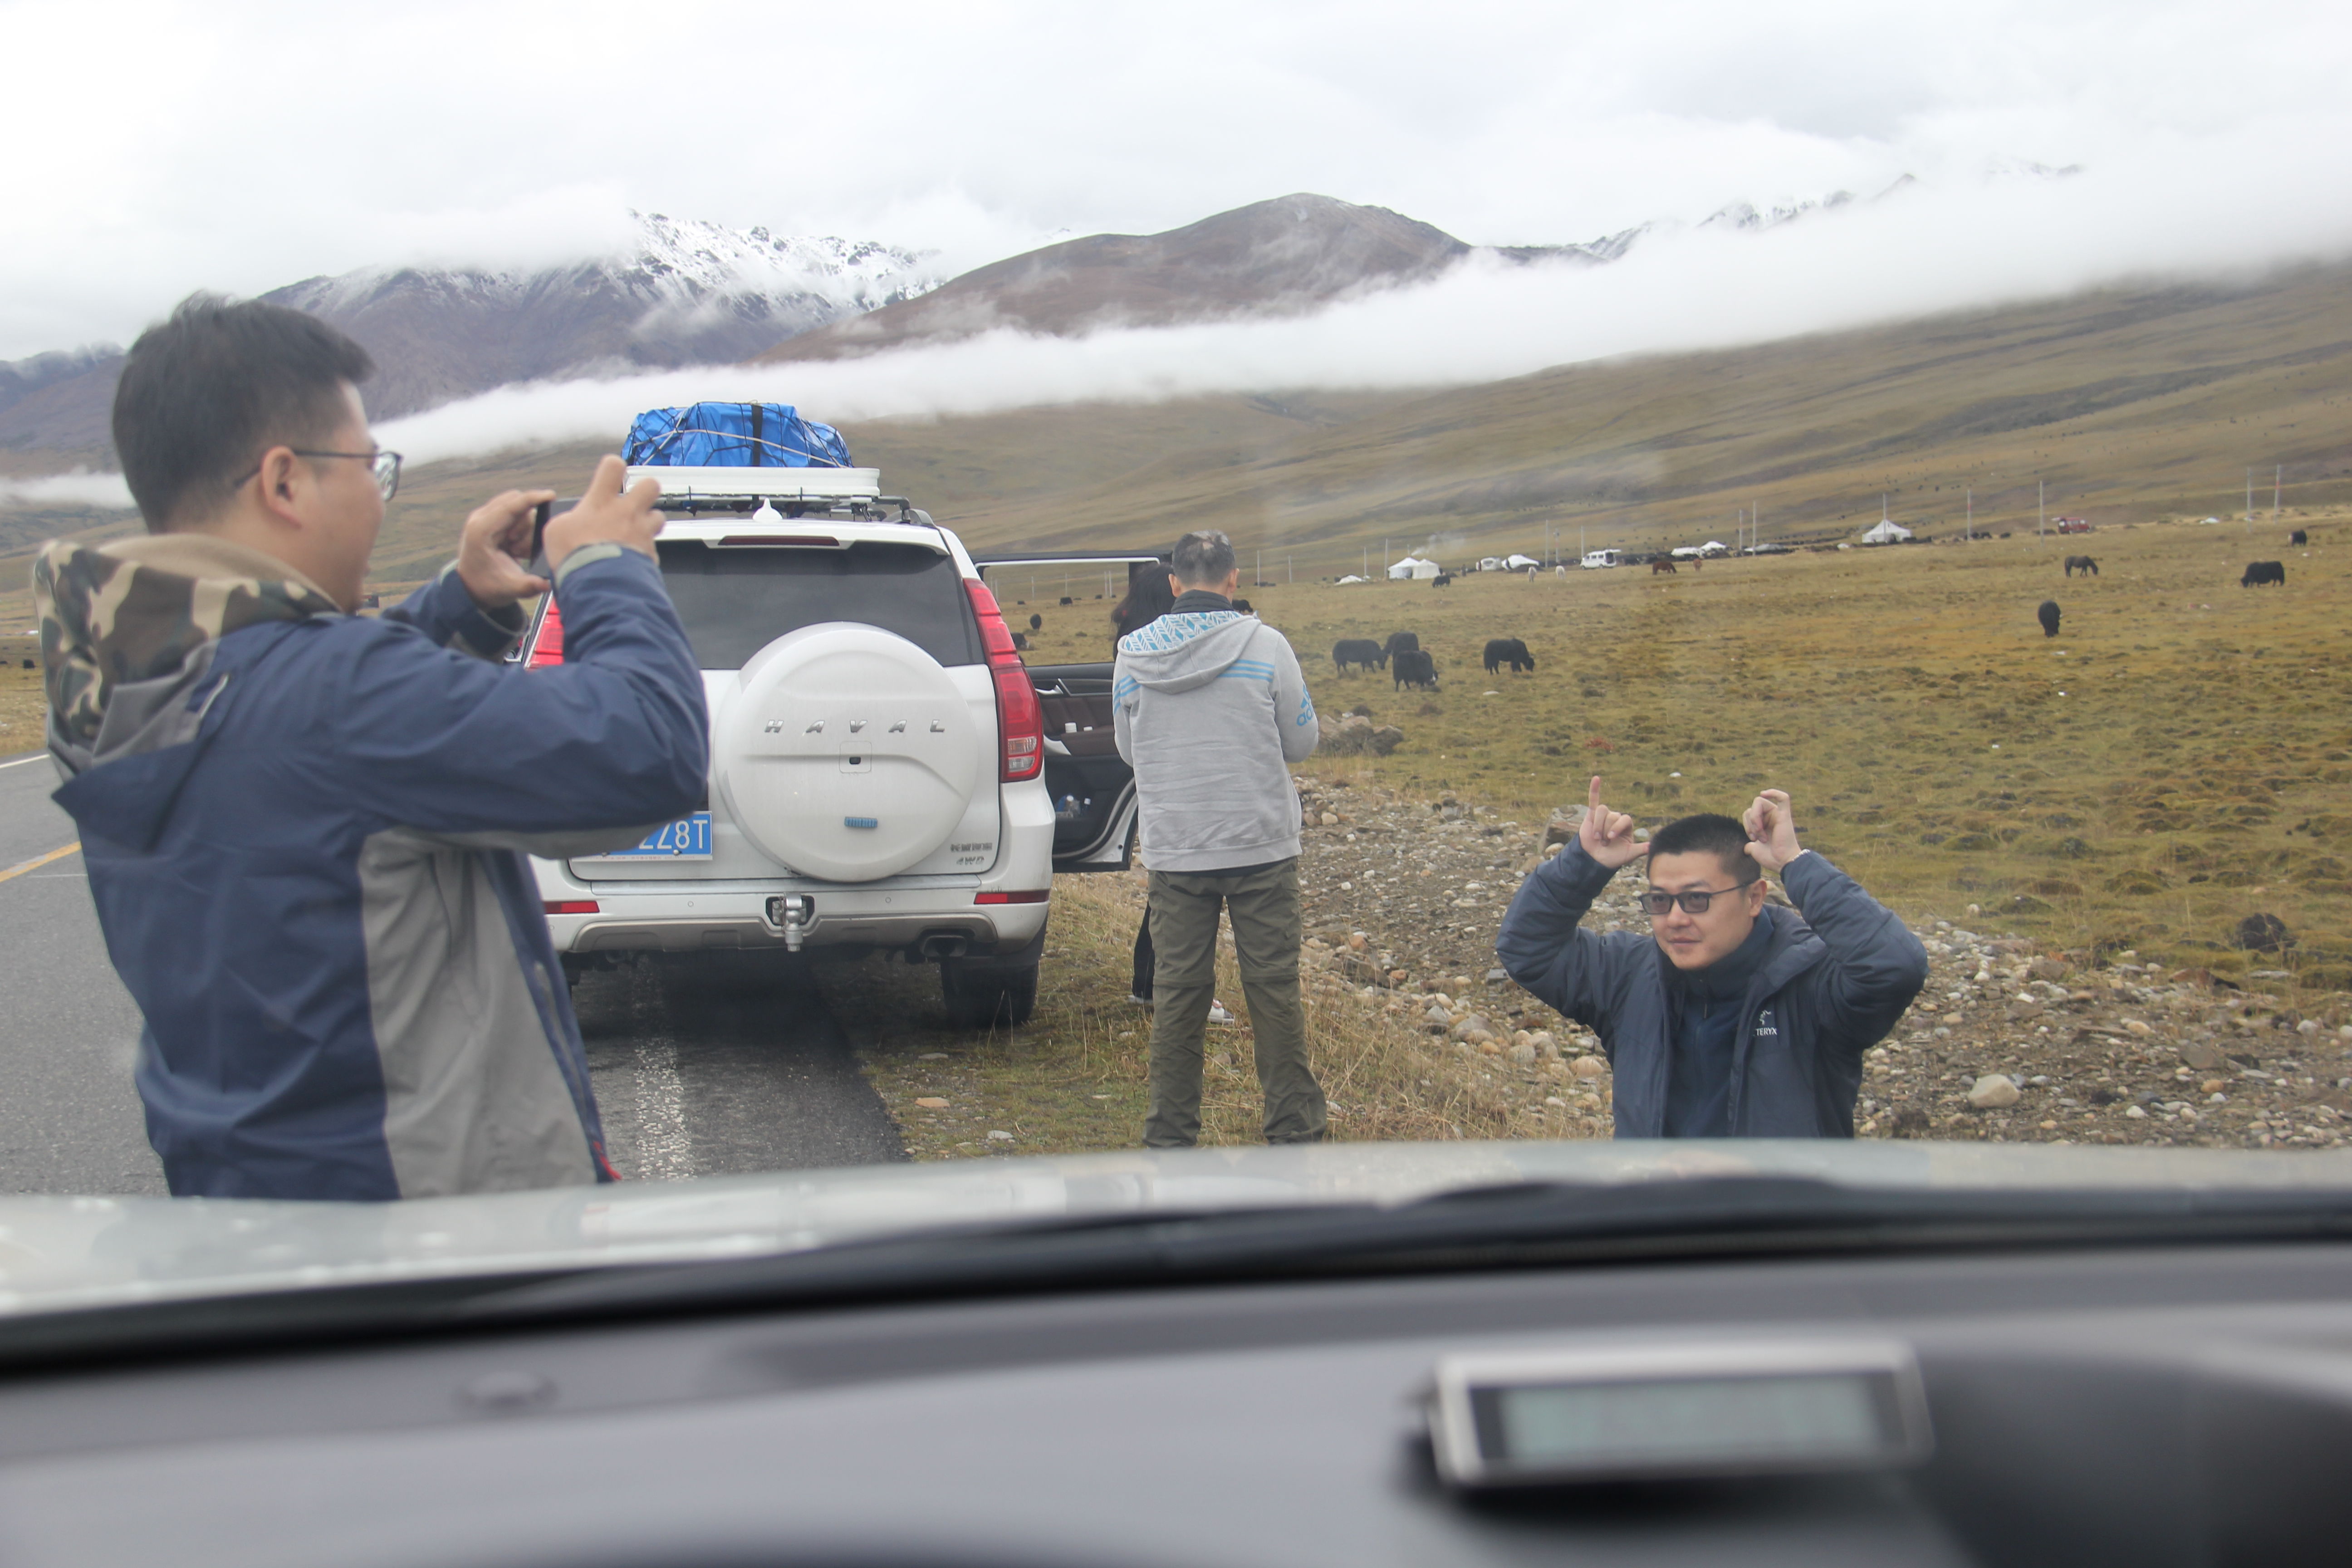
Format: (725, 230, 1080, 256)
(1113, 602, 1318, 872)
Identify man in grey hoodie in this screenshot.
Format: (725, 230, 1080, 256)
(1115, 530, 1323, 1147)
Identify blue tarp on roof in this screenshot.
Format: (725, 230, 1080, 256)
(622, 402, 853, 468)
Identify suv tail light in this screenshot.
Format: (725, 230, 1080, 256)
(526, 597, 565, 668)
(964, 578, 1041, 782)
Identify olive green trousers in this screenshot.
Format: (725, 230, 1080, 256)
(1143, 859, 1328, 1148)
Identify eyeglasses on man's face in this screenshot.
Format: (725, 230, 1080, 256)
(293, 448, 403, 500)
(1638, 883, 1755, 917)
(235, 448, 403, 501)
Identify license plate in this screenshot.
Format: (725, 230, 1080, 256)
(583, 812, 712, 861)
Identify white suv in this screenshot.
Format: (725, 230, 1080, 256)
(519, 465, 1110, 1027)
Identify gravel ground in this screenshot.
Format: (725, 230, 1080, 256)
(1289, 775, 2352, 1147)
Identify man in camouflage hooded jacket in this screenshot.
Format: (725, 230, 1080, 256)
(40, 296, 706, 1200)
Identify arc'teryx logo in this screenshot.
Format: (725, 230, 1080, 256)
(1755, 1009, 1779, 1037)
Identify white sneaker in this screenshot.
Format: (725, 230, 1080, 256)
(1208, 1000, 1236, 1025)
(1128, 993, 1154, 1007)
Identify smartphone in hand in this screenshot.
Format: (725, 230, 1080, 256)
(529, 499, 579, 577)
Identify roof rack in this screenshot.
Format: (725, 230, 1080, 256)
(628, 465, 881, 501)
(628, 466, 932, 525)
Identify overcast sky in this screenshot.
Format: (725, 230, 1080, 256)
(5, 0, 2350, 364)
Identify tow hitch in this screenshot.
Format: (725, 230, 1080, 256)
(768, 894, 814, 952)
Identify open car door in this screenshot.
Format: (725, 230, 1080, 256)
(973, 553, 1162, 873)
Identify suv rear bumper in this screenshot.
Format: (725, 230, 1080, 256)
(535, 782, 1054, 959)
(548, 892, 1045, 956)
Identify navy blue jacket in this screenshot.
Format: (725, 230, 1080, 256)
(43, 540, 706, 1199)
(1497, 844, 1929, 1137)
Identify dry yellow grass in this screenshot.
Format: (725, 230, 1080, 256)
(821, 867, 1566, 1159)
(1000, 512, 2352, 995)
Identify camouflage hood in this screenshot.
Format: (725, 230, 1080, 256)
(34, 534, 340, 779)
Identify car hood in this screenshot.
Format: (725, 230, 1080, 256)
(5, 1140, 2352, 1318)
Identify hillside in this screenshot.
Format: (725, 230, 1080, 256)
(850, 260, 2352, 564)
(5, 258, 2350, 624)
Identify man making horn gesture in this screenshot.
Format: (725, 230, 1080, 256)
(1497, 778, 1927, 1138)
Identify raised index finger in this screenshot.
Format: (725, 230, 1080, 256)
(1588, 774, 1603, 813)
(582, 454, 629, 499)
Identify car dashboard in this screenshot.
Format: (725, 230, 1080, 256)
(0, 1238, 2350, 1567)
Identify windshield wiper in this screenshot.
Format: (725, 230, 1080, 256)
(464, 1176, 2352, 1325)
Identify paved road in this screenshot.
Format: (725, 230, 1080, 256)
(0, 752, 899, 1195)
(0, 754, 162, 1195)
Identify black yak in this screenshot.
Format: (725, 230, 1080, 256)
(1483, 637, 1536, 674)
(2038, 600, 2061, 637)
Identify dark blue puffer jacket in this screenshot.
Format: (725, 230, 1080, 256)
(38, 535, 706, 1200)
(1497, 843, 1929, 1137)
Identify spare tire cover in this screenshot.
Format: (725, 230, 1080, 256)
(714, 622, 985, 882)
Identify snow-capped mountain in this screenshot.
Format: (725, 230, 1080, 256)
(0, 216, 940, 453)
(260, 212, 940, 419)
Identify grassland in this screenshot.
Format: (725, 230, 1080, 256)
(1013, 512, 2352, 990)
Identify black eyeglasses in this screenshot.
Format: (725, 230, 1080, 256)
(1638, 883, 1755, 916)
(234, 449, 403, 501)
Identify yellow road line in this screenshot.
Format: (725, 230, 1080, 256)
(0, 843, 80, 884)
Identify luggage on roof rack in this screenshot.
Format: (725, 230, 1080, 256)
(623, 402, 853, 469)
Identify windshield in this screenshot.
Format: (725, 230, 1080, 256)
(0, 2, 2347, 1329)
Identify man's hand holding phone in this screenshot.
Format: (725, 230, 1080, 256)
(543, 456, 663, 571)
(455, 487, 557, 610)
(452, 456, 664, 612)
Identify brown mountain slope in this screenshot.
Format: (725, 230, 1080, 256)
(839, 260, 2352, 564)
(754, 195, 1470, 364)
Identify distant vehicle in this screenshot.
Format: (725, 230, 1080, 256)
(1579, 549, 1622, 569)
(2056, 518, 2092, 534)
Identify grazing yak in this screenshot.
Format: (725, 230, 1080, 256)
(2038, 600, 2061, 637)
(1651, 559, 1677, 575)
(1332, 638, 1387, 674)
(1232, 598, 1254, 614)
(1029, 613, 1043, 631)
(2291, 529, 2309, 545)
(2063, 555, 2098, 577)
(1393, 648, 1440, 690)
(1383, 631, 1420, 663)
(1483, 637, 1536, 674)
(1431, 573, 1452, 588)
(2242, 561, 2286, 588)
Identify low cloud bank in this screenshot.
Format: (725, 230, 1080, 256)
(0, 470, 136, 511)
(381, 146, 2352, 465)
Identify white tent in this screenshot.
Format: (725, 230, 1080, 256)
(1476, 556, 1505, 572)
(1860, 519, 1913, 544)
(1387, 556, 1441, 580)
(1336, 574, 1367, 585)
(1504, 554, 1541, 570)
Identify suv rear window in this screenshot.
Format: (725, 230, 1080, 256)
(655, 539, 982, 670)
